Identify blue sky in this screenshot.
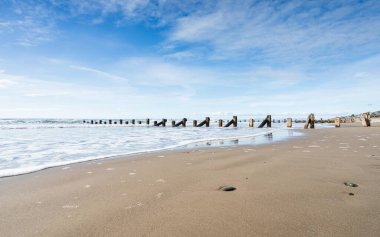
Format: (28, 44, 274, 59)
(0, 0, 379, 119)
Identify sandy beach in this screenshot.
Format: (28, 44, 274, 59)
(1, 126, 380, 236)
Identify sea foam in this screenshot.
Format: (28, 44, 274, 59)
(0, 119, 303, 177)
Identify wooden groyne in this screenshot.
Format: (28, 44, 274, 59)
(154, 119, 167, 127)
(82, 112, 374, 128)
(224, 116, 237, 127)
(258, 115, 271, 128)
(172, 118, 187, 127)
(304, 113, 315, 129)
(196, 117, 210, 127)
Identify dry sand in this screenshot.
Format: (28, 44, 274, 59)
(1, 127, 380, 236)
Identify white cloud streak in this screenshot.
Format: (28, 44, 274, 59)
(168, 0, 380, 63)
(70, 65, 129, 82)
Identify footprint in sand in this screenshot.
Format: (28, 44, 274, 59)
(308, 145, 320, 148)
(125, 202, 143, 210)
(35, 201, 43, 205)
(87, 171, 93, 174)
(157, 155, 165, 158)
(129, 172, 136, 176)
(155, 192, 164, 199)
(62, 205, 79, 209)
(156, 179, 166, 183)
(84, 185, 91, 188)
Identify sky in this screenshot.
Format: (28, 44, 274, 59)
(0, 0, 379, 119)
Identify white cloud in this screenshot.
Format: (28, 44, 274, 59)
(0, 71, 20, 88)
(164, 51, 195, 60)
(0, 2, 56, 46)
(0, 79, 16, 88)
(70, 65, 129, 82)
(168, 1, 380, 62)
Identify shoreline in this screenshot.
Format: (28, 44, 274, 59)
(1, 126, 380, 236)
(0, 127, 301, 178)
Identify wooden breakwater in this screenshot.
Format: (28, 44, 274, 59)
(82, 113, 372, 128)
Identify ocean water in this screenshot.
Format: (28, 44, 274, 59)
(0, 119, 305, 178)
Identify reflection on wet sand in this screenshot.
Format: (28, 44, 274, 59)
(265, 133, 273, 140)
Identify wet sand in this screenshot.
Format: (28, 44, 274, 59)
(1, 127, 380, 236)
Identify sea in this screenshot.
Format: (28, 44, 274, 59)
(0, 118, 313, 178)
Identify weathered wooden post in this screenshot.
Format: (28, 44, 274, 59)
(95, 121, 98, 124)
(304, 113, 315, 129)
(287, 118, 292, 128)
(154, 119, 167, 126)
(218, 119, 223, 127)
(258, 115, 271, 128)
(108, 120, 111, 124)
(138, 121, 142, 124)
(360, 113, 371, 127)
(125, 121, 129, 125)
(193, 120, 197, 127)
(131, 119, 135, 125)
(154, 121, 157, 126)
(206, 117, 210, 127)
(146, 119, 150, 125)
(268, 115, 272, 127)
(91, 120, 94, 124)
(335, 117, 340, 128)
(196, 117, 210, 127)
(249, 118, 254, 127)
(114, 121, 117, 124)
(83, 120, 86, 123)
(99, 120, 102, 124)
(224, 116, 237, 127)
(174, 118, 187, 127)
